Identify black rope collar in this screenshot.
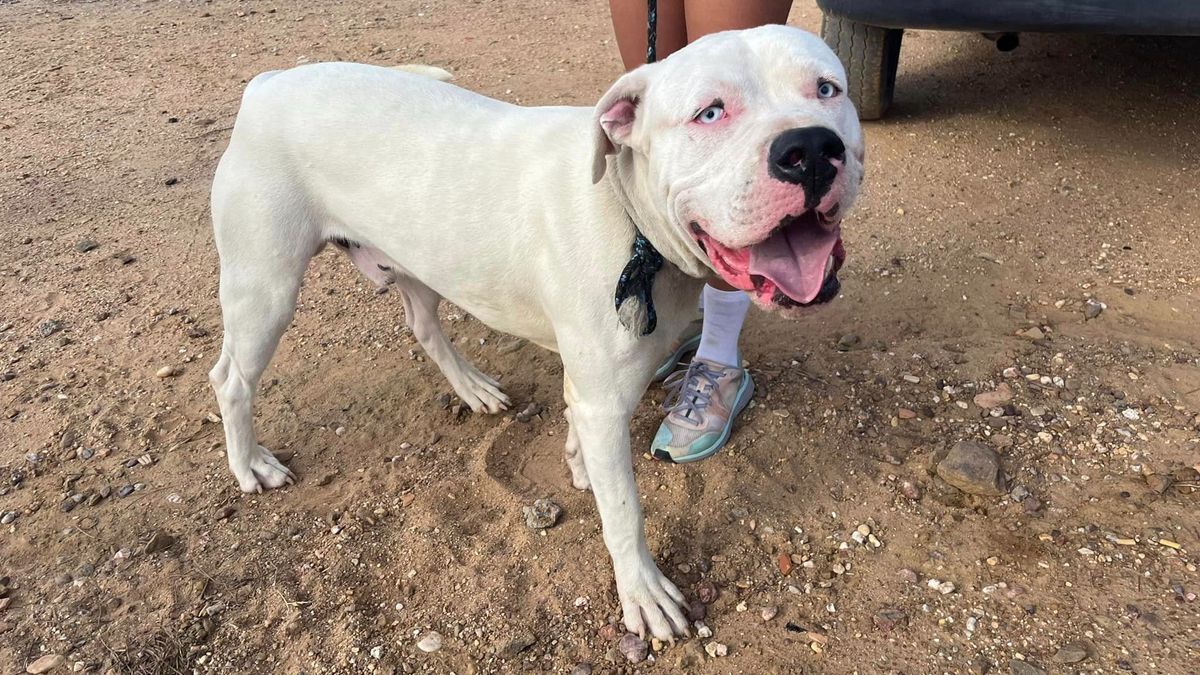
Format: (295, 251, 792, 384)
(613, 0, 665, 336)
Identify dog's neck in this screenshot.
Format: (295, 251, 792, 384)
(606, 150, 711, 281)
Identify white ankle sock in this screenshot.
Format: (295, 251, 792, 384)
(695, 285, 750, 368)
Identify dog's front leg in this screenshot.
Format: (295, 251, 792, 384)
(566, 367, 689, 640)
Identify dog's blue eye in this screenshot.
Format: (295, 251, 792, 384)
(696, 104, 725, 124)
(817, 81, 839, 99)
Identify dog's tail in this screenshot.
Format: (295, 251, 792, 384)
(390, 64, 454, 82)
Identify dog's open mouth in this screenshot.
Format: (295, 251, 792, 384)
(692, 210, 845, 308)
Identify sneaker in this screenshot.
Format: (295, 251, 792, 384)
(653, 318, 703, 382)
(651, 357, 754, 463)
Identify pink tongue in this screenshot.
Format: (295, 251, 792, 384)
(748, 222, 841, 303)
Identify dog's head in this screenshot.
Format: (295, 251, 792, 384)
(592, 25, 864, 314)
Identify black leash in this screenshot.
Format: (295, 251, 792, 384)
(613, 0, 665, 336)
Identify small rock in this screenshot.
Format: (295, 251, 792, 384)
(686, 599, 707, 622)
(777, 553, 793, 575)
(156, 365, 183, 379)
(369, 646, 383, 660)
(1083, 298, 1104, 320)
(522, 498, 562, 529)
(144, 530, 176, 554)
(695, 622, 713, 638)
(569, 664, 593, 675)
(897, 408, 917, 419)
(37, 320, 64, 337)
(1052, 642, 1090, 664)
(502, 630, 536, 656)
(164, 177, 179, 186)
(1146, 474, 1172, 494)
(515, 402, 542, 423)
(836, 334, 860, 352)
(902, 374, 920, 384)
(416, 631, 442, 653)
(873, 608, 908, 632)
(697, 580, 719, 604)
(618, 633, 648, 664)
(1010, 659, 1046, 675)
(118, 485, 135, 498)
(99, 485, 112, 499)
(703, 642, 728, 658)
(1121, 407, 1140, 421)
(937, 440, 1006, 496)
(760, 605, 778, 622)
(214, 505, 236, 521)
(898, 568, 919, 584)
(26, 654, 66, 674)
(973, 383, 1014, 409)
(75, 239, 99, 253)
(900, 480, 922, 499)
(1, 511, 16, 525)
(1010, 485, 1031, 502)
(1021, 327, 1045, 341)
(598, 623, 620, 641)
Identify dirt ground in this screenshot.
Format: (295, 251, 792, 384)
(1, 1, 1199, 673)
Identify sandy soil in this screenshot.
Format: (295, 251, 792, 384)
(1, 1, 1198, 673)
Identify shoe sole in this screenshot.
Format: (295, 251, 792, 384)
(652, 371, 755, 464)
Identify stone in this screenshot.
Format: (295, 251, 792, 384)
(777, 553, 793, 575)
(617, 633, 647, 664)
(118, 485, 135, 498)
(569, 664, 593, 675)
(214, 505, 236, 521)
(75, 239, 99, 253)
(697, 580, 719, 604)
(1010, 660, 1046, 675)
(900, 480, 922, 499)
(1, 511, 16, 525)
(144, 530, 176, 554)
(836, 334, 860, 351)
(598, 623, 620, 641)
(687, 599, 707, 622)
(760, 605, 778, 622)
(416, 631, 442, 652)
(703, 642, 728, 658)
(1084, 298, 1104, 320)
(1052, 642, 1090, 664)
(26, 654, 66, 674)
(1146, 474, 1173, 494)
(973, 383, 1014, 409)
(155, 365, 182, 378)
(873, 608, 908, 632)
(897, 568, 919, 584)
(502, 630, 536, 656)
(937, 440, 1006, 496)
(37, 320, 64, 338)
(522, 498, 562, 529)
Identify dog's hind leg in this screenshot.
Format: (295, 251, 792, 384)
(209, 183, 312, 492)
(562, 376, 590, 491)
(394, 275, 511, 414)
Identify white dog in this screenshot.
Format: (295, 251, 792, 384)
(208, 25, 863, 640)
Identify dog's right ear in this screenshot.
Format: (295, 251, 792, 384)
(591, 67, 651, 184)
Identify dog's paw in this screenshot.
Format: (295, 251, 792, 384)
(232, 445, 296, 494)
(452, 366, 511, 414)
(617, 562, 689, 640)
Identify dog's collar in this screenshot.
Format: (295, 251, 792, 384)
(613, 0, 665, 338)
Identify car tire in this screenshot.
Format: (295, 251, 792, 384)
(820, 14, 903, 120)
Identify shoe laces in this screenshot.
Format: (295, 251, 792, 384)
(662, 360, 723, 423)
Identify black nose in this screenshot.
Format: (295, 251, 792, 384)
(768, 127, 845, 209)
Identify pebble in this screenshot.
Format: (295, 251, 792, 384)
(902, 374, 920, 384)
(897, 407, 917, 419)
(37, 320, 66, 339)
(522, 498, 562, 529)
(937, 440, 1006, 496)
(569, 664, 593, 675)
(76, 447, 93, 460)
(369, 645, 383, 660)
(416, 631, 442, 653)
(215, 505, 236, 521)
(973, 383, 1014, 409)
(155, 365, 183, 378)
(118, 485, 135, 498)
(836, 333, 860, 351)
(26, 654, 66, 674)
(927, 579, 956, 594)
(1010, 485, 1031, 502)
(1010, 659, 1046, 675)
(1, 511, 16, 525)
(597, 623, 619, 641)
(1146, 474, 1173, 494)
(618, 633, 648, 663)
(75, 239, 99, 253)
(900, 480, 922, 499)
(777, 553, 793, 575)
(1121, 408, 1140, 421)
(1084, 298, 1105, 320)
(697, 580, 719, 603)
(1052, 642, 1090, 664)
(873, 608, 908, 632)
(897, 568, 919, 584)
(760, 605, 778, 622)
(703, 642, 728, 658)
(695, 622, 713, 638)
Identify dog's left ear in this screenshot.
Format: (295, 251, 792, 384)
(591, 67, 651, 184)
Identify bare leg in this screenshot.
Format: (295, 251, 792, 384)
(609, 0, 687, 71)
(684, 0, 793, 38)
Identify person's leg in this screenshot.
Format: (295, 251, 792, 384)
(609, 0, 687, 71)
(684, 0, 793, 38)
